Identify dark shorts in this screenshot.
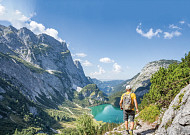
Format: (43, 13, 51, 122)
(123, 110, 135, 122)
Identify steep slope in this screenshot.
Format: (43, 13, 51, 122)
(92, 78, 124, 94)
(156, 84, 190, 135)
(0, 25, 91, 105)
(104, 86, 190, 135)
(104, 52, 190, 135)
(0, 76, 56, 134)
(0, 25, 106, 134)
(108, 60, 178, 107)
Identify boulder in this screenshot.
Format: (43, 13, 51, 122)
(156, 84, 190, 135)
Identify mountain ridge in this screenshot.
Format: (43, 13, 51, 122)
(108, 59, 179, 107)
(0, 25, 92, 103)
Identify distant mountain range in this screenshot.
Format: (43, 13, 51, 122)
(91, 78, 124, 94)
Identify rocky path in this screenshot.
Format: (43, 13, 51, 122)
(105, 119, 158, 135)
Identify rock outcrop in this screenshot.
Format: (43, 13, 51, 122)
(132, 60, 178, 100)
(0, 25, 91, 106)
(105, 85, 190, 135)
(156, 84, 190, 135)
(130, 60, 175, 90)
(0, 25, 107, 134)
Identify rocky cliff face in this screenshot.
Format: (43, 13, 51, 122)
(130, 60, 177, 90)
(156, 84, 190, 135)
(0, 25, 91, 106)
(115, 60, 177, 93)
(133, 60, 178, 102)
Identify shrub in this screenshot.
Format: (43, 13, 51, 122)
(76, 114, 96, 135)
(138, 104, 160, 123)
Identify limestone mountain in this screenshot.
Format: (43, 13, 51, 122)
(156, 84, 190, 135)
(109, 59, 178, 107)
(0, 25, 106, 134)
(0, 24, 92, 105)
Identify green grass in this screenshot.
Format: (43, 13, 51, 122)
(0, 77, 56, 135)
(31, 43, 52, 55)
(164, 119, 173, 129)
(172, 92, 185, 110)
(178, 92, 184, 104)
(61, 50, 70, 58)
(10, 55, 45, 73)
(138, 104, 160, 123)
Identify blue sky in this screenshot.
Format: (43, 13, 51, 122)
(0, 0, 190, 80)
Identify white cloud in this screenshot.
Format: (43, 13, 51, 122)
(15, 10, 29, 22)
(45, 28, 63, 42)
(0, 5, 63, 42)
(179, 21, 185, 24)
(82, 60, 92, 67)
(169, 24, 181, 29)
(29, 21, 63, 42)
(99, 57, 114, 63)
(164, 31, 181, 39)
(0, 7, 30, 28)
(113, 63, 122, 73)
(0, 4, 5, 15)
(90, 65, 105, 76)
(136, 23, 162, 39)
(29, 21, 45, 34)
(75, 53, 87, 57)
(74, 59, 81, 62)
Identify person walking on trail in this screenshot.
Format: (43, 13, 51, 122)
(120, 85, 139, 135)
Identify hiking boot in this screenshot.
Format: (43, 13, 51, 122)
(124, 130, 129, 134)
(129, 130, 133, 135)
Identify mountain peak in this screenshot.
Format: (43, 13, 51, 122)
(19, 27, 35, 35)
(74, 60, 83, 71)
(8, 25, 18, 33)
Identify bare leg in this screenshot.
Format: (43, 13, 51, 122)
(125, 121, 128, 130)
(130, 121, 134, 130)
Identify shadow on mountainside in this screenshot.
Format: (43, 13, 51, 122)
(135, 128, 155, 135)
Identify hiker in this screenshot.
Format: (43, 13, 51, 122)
(120, 85, 139, 135)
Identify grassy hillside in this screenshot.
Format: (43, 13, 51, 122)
(0, 76, 55, 135)
(73, 84, 108, 107)
(0, 77, 110, 134)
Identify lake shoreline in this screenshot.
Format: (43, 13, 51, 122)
(89, 104, 123, 123)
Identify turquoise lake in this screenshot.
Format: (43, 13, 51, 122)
(89, 104, 123, 123)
